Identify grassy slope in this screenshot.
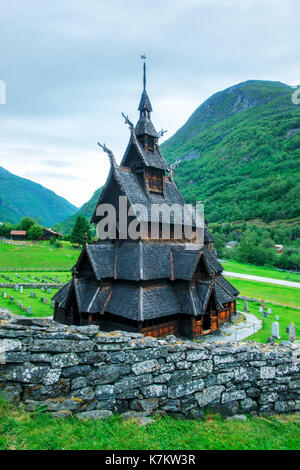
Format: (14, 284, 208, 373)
(242, 300, 300, 344)
(161, 80, 300, 224)
(0, 167, 78, 226)
(0, 287, 59, 317)
(223, 259, 300, 282)
(230, 277, 300, 307)
(0, 241, 79, 271)
(0, 397, 299, 450)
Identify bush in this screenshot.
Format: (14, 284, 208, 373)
(27, 224, 44, 241)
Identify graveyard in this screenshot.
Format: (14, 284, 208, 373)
(0, 265, 298, 343)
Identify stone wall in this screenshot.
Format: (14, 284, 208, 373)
(0, 310, 300, 420)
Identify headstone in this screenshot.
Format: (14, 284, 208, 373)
(267, 308, 272, 314)
(47, 288, 52, 294)
(27, 306, 31, 315)
(17, 300, 21, 306)
(275, 315, 279, 321)
(51, 301, 55, 308)
(259, 306, 264, 314)
(20, 286, 23, 294)
(44, 298, 48, 304)
(15, 285, 18, 291)
(2, 292, 6, 298)
(263, 312, 268, 318)
(9, 296, 14, 301)
(288, 322, 296, 341)
(40, 297, 44, 302)
(272, 321, 280, 339)
(30, 291, 34, 298)
(243, 301, 248, 312)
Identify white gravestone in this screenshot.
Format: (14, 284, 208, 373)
(272, 321, 280, 339)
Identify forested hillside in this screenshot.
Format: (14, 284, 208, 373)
(161, 80, 300, 224)
(0, 167, 77, 226)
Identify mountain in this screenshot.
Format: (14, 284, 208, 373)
(58, 186, 102, 234)
(60, 80, 300, 231)
(161, 80, 300, 224)
(0, 167, 78, 226)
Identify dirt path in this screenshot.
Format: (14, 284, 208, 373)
(224, 271, 300, 289)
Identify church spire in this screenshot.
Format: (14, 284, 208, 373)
(136, 55, 157, 137)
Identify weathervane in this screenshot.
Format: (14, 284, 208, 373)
(141, 54, 146, 91)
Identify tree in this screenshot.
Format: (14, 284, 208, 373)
(213, 233, 226, 258)
(70, 216, 92, 246)
(19, 217, 36, 232)
(27, 224, 43, 240)
(0, 222, 15, 238)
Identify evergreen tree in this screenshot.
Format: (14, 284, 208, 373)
(70, 216, 92, 246)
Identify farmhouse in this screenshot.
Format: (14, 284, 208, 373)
(10, 230, 27, 241)
(53, 62, 239, 338)
(42, 228, 62, 241)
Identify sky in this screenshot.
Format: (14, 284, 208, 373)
(0, 0, 299, 207)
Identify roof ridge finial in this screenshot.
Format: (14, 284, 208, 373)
(141, 54, 146, 91)
(97, 142, 118, 171)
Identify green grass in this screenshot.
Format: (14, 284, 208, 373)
(0, 241, 79, 271)
(0, 287, 59, 317)
(228, 277, 300, 308)
(223, 259, 300, 283)
(0, 271, 71, 285)
(236, 299, 300, 343)
(0, 397, 299, 450)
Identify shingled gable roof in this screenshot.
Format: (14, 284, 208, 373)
(52, 280, 72, 305)
(121, 133, 169, 171)
(106, 282, 180, 321)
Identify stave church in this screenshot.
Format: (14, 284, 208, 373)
(52, 60, 239, 338)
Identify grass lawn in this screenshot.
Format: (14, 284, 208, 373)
(223, 259, 300, 283)
(0, 271, 71, 285)
(0, 397, 299, 450)
(0, 241, 80, 271)
(228, 278, 300, 308)
(236, 299, 300, 343)
(0, 287, 59, 317)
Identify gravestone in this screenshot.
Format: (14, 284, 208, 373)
(27, 306, 31, 315)
(275, 315, 280, 321)
(259, 306, 264, 314)
(272, 321, 280, 339)
(2, 292, 6, 298)
(20, 286, 23, 294)
(288, 322, 296, 341)
(15, 285, 18, 291)
(243, 301, 248, 312)
(47, 288, 52, 294)
(9, 296, 14, 301)
(267, 308, 272, 314)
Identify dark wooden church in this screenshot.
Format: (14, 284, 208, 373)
(53, 61, 239, 338)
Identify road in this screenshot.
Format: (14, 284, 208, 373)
(223, 271, 300, 289)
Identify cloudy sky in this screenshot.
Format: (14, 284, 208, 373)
(0, 0, 299, 207)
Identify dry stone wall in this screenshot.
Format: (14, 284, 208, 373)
(0, 310, 300, 420)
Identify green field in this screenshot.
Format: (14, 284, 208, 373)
(0, 397, 299, 450)
(223, 259, 300, 283)
(0, 241, 79, 271)
(0, 271, 71, 285)
(227, 277, 300, 308)
(0, 286, 59, 317)
(237, 299, 300, 343)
